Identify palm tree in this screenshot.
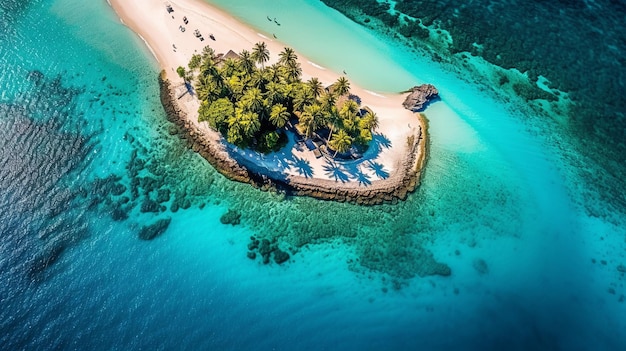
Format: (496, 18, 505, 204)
(319, 91, 337, 113)
(266, 64, 282, 83)
(307, 77, 324, 99)
(251, 42, 270, 69)
(240, 111, 261, 138)
(240, 87, 264, 114)
(326, 108, 342, 142)
(188, 54, 202, 71)
(293, 85, 315, 112)
(284, 61, 302, 82)
(361, 111, 380, 131)
(298, 103, 324, 138)
(269, 104, 290, 128)
(339, 99, 359, 133)
(250, 70, 266, 89)
(298, 110, 317, 139)
(334, 76, 350, 97)
(329, 129, 352, 157)
(196, 75, 221, 102)
(220, 58, 238, 79)
(278, 47, 297, 66)
(238, 50, 255, 74)
(201, 45, 216, 65)
(265, 81, 284, 106)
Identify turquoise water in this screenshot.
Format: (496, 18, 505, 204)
(1, 0, 625, 349)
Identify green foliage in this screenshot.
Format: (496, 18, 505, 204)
(176, 66, 186, 79)
(187, 43, 379, 155)
(258, 130, 281, 153)
(329, 129, 352, 155)
(199, 98, 234, 131)
(188, 54, 202, 71)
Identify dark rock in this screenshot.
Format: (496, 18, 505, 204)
(273, 248, 290, 264)
(29, 243, 66, 277)
(262, 253, 270, 265)
(402, 84, 439, 112)
(247, 241, 258, 251)
(140, 176, 159, 194)
(170, 202, 179, 212)
(180, 198, 191, 210)
(156, 189, 171, 203)
(119, 196, 130, 204)
(220, 209, 241, 225)
(111, 207, 128, 221)
(247, 251, 256, 260)
(258, 239, 272, 256)
(140, 199, 160, 213)
(111, 183, 126, 196)
(473, 258, 489, 275)
(138, 218, 172, 240)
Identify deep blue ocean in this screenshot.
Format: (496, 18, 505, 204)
(1, 0, 625, 350)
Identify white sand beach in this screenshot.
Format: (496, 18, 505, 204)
(108, 0, 424, 186)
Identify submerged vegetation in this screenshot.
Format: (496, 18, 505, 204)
(183, 43, 379, 154)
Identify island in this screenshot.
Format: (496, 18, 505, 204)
(109, 0, 437, 205)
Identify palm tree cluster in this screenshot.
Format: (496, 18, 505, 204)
(186, 42, 379, 155)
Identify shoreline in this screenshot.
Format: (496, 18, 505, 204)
(110, 0, 430, 205)
(159, 74, 428, 205)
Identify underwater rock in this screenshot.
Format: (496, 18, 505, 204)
(170, 202, 179, 212)
(247, 251, 256, 260)
(219, 209, 241, 225)
(402, 84, 439, 112)
(111, 183, 126, 196)
(258, 239, 272, 256)
(138, 217, 172, 240)
(140, 199, 161, 213)
(156, 189, 171, 203)
(473, 258, 489, 275)
(273, 248, 290, 264)
(247, 239, 259, 251)
(617, 264, 626, 273)
(111, 206, 128, 221)
(29, 243, 66, 277)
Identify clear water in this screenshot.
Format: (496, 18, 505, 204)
(1, 0, 625, 350)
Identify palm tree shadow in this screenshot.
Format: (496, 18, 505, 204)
(367, 161, 389, 179)
(353, 169, 372, 186)
(289, 156, 313, 178)
(373, 133, 391, 149)
(323, 159, 350, 183)
(185, 81, 196, 97)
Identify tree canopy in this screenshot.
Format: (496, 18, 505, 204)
(186, 42, 379, 155)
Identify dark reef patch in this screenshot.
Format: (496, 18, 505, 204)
(0, 72, 95, 281)
(320, 0, 626, 221)
(139, 218, 172, 240)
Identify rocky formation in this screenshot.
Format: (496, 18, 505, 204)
(219, 209, 241, 225)
(158, 73, 429, 205)
(246, 236, 291, 265)
(138, 217, 172, 240)
(402, 84, 439, 112)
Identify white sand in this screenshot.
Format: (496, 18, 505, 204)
(108, 0, 423, 185)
